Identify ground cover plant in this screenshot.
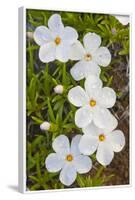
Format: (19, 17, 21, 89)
(26, 9, 129, 191)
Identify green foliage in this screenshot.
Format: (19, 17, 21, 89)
(77, 166, 114, 187)
(26, 9, 129, 190)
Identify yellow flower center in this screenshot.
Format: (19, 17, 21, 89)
(99, 134, 106, 142)
(55, 37, 61, 45)
(84, 53, 92, 61)
(66, 154, 73, 162)
(89, 99, 96, 107)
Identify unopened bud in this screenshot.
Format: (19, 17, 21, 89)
(54, 85, 64, 94)
(26, 32, 34, 40)
(40, 121, 51, 131)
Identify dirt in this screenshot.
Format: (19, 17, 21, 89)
(104, 48, 129, 186)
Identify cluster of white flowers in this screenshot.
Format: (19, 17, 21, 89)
(35, 14, 125, 186)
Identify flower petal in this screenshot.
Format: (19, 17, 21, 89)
(70, 61, 86, 81)
(75, 106, 93, 128)
(68, 86, 89, 107)
(71, 135, 82, 156)
(69, 41, 85, 60)
(74, 155, 92, 174)
(62, 26, 78, 44)
(52, 135, 70, 158)
(56, 42, 70, 62)
(70, 61, 101, 81)
(93, 106, 118, 131)
(48, 14, 64, 34)
(39, 42, 56, 63)
(99, 87, 116, 108)
(84, 74, 103, 96)
(108, 130, 125, 152)
(33, 26, 52, 46)
(45, 153, 64, 172)
(83, 32, 101, 53)
(96, 142, 114, 166)
(94, 47, 111, 67)
(82, 122, 100, 136)
(79, 135, 98, 155)
(115, 15, 129, 25)
(59, 163, 77, 186)
(83, 61, 101, 77)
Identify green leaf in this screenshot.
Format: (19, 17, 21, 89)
(35, 153, 42, 179)
(31, 136, 44, 151)
(76, 175, 85, 187)
(62, 123, 76, 129)
(106, 76, 113, 87)
(27, 154, 36, 170)
(28, 75, 38, 102)
(53, 99, 65, 111)
(47, 97, 56, 122)
(31, 116, 43, 124)
(52, 95, 63, 103)
(29, 176, 39, 183)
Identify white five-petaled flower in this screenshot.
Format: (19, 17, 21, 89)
(33, 14, 78, 63)
(69, 32, 111, 81)
(79, 122, 125, 166)
(68, 75, 118, 130)
(45, 135, 92, 186)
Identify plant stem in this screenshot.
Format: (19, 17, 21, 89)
(28, 41, 34, 73)
(44, 63, 49, 95)
(62, 63, 66, 85)
(45, 63, 49, 74)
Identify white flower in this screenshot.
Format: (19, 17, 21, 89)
(45, 135, 92, 186)
(69, 32, 111, 81)
(54, 84, 64, 94)
(40, 121, 51, 131)
(114, 15, 129, 25)
(33, 14, 78, 63)
(79, 122, 125, 166)
(68, 74, 118, 130)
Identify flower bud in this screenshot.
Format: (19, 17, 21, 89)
(26, 32, 34, 40)
(54, 85, 64, 94)
(40, 121, 51, 131)
(114, 15, 129, 25)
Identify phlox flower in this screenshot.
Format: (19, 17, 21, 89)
(79, 122, 125, 166)
(45, 135, 92, 186)
(70, 32, 111, 81)
(68, 74, 118, 130)
(33, 14, 78, 63)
